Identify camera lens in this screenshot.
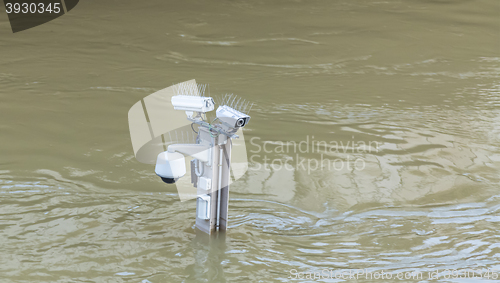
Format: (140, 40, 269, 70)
(161, 177, 177, 184)
(236, 118, 245, 127)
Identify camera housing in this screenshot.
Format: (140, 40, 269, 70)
(171, 95, 215, 113)
(216, 105, 250, 129)
(155, 151, 186, 184)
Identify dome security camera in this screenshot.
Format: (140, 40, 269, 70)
(155, 151, 186, 184)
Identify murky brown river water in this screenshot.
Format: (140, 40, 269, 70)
(1, 0, 499, 282)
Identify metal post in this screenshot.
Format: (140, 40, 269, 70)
(194, 129, 231, 235)
(218, 136, 231, 231)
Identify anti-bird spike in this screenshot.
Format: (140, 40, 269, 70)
(197, 84, 207, 97)
(247, 103, 254, 114)
(230, 95, 237, 108)
(235, 97, 242, 111)
(242, 101, 250, 113)
(240, 101, 247, 113)
(234, 98, 241, 111)
(227, 94, 234, 106)
(220, 94, 226, 105)
(243, 100, 249, 113)
(224, 94, 229, 105)
(238, 99, 246, 112)
(218, 94, 224, 106)
(239, 99, 246, 112)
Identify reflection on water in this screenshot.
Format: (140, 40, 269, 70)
(241, 96, 500, 212)
(1, 176, 499, 281)
(0, 0, 499, 281)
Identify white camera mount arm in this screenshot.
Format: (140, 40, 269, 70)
(167, 143, 211, 164)
(188, 118, 239, 139)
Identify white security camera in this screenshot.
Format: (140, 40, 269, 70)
(216, 105, 250, 128)
(171, 95, 215, 113)
(155, 143, 211, 184)
(155, 151, 186, 184)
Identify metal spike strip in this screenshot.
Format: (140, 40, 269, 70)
(172, 84, 255, 114)
(211, 93, 253, 114)
(174, 82, 204, 97)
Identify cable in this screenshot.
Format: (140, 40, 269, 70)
(208, 123, 219, 138)
(208, 117, 220, 138)
(210, 129, 219, 137)
(191, 123, 198, 134)
(194, 159, 204, 177)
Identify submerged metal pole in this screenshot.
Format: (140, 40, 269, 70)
(218, 136, 231, 231)
(194, 129, 231, 235)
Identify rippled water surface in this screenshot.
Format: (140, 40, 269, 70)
(0, 0, 499, 282)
